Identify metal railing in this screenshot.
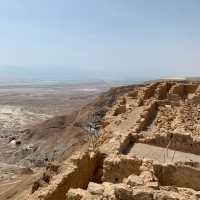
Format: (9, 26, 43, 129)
(85, 113, 102, 150)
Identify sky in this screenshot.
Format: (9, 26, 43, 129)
(0, 0, 200, 82)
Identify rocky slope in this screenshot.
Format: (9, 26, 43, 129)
(3, 80, 200, 200)
(0, 83, 125, 200)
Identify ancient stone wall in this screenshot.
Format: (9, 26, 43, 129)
(141, 83, 158, 100)
(184, 84, 198, 94)
(134, 100, 158, 132)
(154, 163, 200, 191)
(102, 154, 200, 191)
(102, 155, 142, 183)
(140, 133, 200, 155)
(154, 82, 168, 100)
(28, 152, 103, 200)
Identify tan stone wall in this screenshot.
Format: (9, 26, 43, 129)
(141, 83, 158, 100)
(102, 155, 142, 183)
(184, 84, 198, 94)
(154, 163, 200, 191)
(140, 133, 200, 155)
(154, 83, 168, 100)
(28, 152, 103, 200)
(135, 100, 158, 132)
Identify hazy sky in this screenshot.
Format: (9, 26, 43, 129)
(0, 0, 200, 80)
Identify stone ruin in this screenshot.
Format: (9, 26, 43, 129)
(27, 81, 200, 200)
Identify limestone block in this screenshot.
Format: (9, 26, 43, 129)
(66, 188, 87, 200)
(125, 174, 144, 186)
(87, 182, 104, 195)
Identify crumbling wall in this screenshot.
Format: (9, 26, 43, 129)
(167, 83, 198, 101)
(66, 181, 200, 200)
(28, 152, 103, 200)
(169, 84, 185, 96)
(154, 82, 168, 100)
(141, 83, 158, 100)
(139, 133, 200, 155)
(188, 85, 200, 104)
(134, 100, 158, 132)
(102, 154, 200, 191)
(102, 155, 142, 183)
(154, 163, 200, 191)
(113, 105, 126, 116)
(184, 84, 198, 95)
(113, 96, 127, 116)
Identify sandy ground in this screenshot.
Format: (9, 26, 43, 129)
(0, 105, 51, 131)
(0, 82, 112, 115)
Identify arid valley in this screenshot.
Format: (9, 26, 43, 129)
(0, 82, 112, 199)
